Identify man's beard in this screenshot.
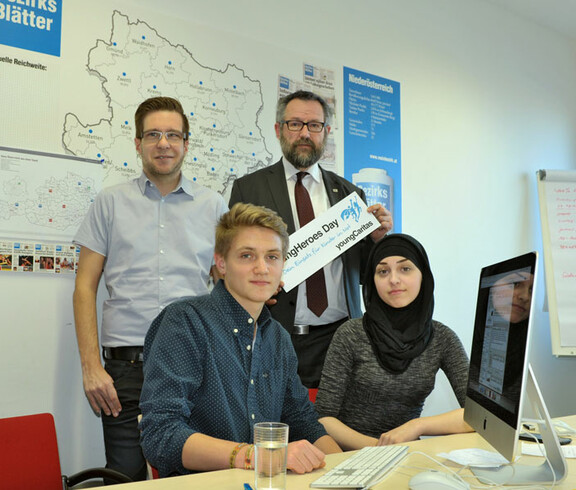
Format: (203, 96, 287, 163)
(280, 134, 326, 169)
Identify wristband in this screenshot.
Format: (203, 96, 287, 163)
(244, 444, 255, 470)
(230, 442, 248, 469)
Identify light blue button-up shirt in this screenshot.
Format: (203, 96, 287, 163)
(73, 172, 228, 346)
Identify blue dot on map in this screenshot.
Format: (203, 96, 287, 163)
(123, 72, 126, 76)
(153, 85, 157, 89)
(210, 148, 214, 152)
(199, 81, 203, 85)
(168, 61, 172, 65)
(124, 162, 128, 167)
(89, 129, 93, 134)
(212, 102, 216, 107)
(211, 167, 215, 171)
(231, 150, 235, 154)
(142, 36, 146, 40)
(113, 42, 117, 46)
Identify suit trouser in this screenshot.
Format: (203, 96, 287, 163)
(101, 359, 147, 483)
(290, 318, 347, 389)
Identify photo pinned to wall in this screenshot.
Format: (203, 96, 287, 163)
(0, 241, 13, 271)
(36, 243, 56, 272)
(14, 242, 35, 272)
(55, 244, 77, 274)
(0, 240, 78, 274)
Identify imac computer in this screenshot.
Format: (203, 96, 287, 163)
(464, 251, 567, 485)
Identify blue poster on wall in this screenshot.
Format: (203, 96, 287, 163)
(343, 67, 401, 232)
(0, 0, 63, 56)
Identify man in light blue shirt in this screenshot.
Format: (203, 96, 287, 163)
(73, 96, 227, 481)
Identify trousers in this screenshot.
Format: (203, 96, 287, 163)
(290, 318, 347, 389)
(101, 359, 147, 483)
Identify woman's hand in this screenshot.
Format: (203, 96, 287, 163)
(377, 419, 422, 445)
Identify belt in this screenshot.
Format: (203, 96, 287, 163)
(103, 346, 144, 362)
(293, 318, 348, 335)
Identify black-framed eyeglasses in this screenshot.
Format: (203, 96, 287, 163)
(281, 120, 326, 133)
(140, 130, 187, 143)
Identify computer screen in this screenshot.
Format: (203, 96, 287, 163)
(464, 252, 567, 485)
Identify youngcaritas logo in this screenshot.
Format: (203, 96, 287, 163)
(341, 195, 362, 223)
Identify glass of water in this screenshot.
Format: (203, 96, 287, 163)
(254, 422, 289, 490)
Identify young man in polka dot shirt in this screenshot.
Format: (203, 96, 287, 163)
(140, 203, 341, 477)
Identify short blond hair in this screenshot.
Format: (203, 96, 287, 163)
(216, 203, 289, 258)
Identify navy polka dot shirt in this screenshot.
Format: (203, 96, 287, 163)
(140, 281, 326, 476)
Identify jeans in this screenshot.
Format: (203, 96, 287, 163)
(101, 359, 147, 483)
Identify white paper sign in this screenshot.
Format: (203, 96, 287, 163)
(282, 192, 379, 292)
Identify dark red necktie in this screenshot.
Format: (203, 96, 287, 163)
(295, 172, 328, 317)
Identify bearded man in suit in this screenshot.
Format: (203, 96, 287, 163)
(229, 90, 392, 388)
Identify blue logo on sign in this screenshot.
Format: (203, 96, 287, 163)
(341, 197, 362, 223)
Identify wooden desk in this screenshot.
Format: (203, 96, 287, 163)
(96, 416, 575, 489)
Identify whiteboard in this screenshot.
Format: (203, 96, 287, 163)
(537, 169, 576, 356)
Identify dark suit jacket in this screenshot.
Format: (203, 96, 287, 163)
(229, 159, 372, 333)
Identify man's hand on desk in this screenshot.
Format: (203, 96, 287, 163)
(367, 204, 393, 242)
(286, 440, 327, 474)
(82, 363, 122, 418)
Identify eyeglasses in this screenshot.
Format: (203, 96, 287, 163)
(140, 130, 187, 143)
(281, 120, 326, 133)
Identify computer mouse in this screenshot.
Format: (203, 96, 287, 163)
(408, 469, 470, 490)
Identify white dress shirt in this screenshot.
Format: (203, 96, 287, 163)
(282, 158, 348, 325)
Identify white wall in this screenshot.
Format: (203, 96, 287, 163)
(1, 0, 575, 475)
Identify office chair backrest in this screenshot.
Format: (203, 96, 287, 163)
(0, 412, 63, 490)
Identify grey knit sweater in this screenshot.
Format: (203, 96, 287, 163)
(315, 318, 469, 439)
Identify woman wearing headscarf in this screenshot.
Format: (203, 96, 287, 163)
(315, 233, 472, 450)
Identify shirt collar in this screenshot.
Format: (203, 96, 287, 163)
(281, 157, 321, 184)
(211, 280, 273, 329)
(137, 172, 195, 197)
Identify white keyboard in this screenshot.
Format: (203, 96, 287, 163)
(310, 445, 408, 488)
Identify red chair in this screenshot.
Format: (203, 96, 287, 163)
(0, 413, 132, 489)
(137, 413, 160, 479)
(146, 457, 160, 480)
